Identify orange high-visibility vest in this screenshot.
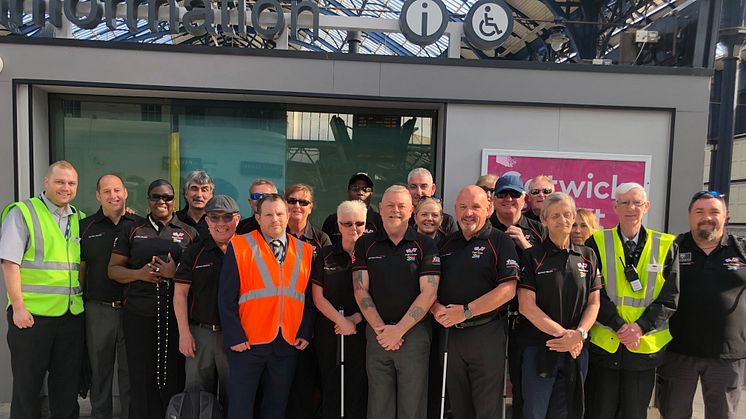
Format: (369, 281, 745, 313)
(232, 230, 313, 346)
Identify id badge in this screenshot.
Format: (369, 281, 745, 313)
(630, 279, 643, 292)
(647, 263, 663, 273)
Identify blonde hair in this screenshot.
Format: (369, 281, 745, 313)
(575, 208, 600, 231)
(476, 174, 498, 189)
(285, 183, 314, 202)
(415, 197, 443, 216)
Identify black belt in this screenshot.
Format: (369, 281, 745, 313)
(454, 308, 507, 329)
(191, 321, 222, 332)
(92, 300, 122, 309)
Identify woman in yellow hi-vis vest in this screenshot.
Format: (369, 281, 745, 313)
(0, 161, 85, 419)
(582, 183, 679, 419)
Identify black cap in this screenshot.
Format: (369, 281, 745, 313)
(205, 195, 240, 213)
(348, 172, 373, 189)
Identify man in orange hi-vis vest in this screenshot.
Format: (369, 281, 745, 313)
(218, 194, 315, 419)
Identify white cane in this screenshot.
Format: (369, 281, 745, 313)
(339, 308, 345, 418)
(440, 328, 450, 419)
(502, 321, 509, 419)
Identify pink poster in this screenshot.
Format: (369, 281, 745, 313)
(482, 150, 651, 228)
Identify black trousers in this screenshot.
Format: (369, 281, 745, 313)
(314, 319, 367, 419)
(584, 363, 655, 419)
(508, 320, 524, 419)
(6, 307, 84, 419)
(122, 308, 185, 419)
(285, 340, 321, 419)
(447, 318, 508, 419)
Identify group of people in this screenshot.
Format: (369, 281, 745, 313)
(1, 160, 744, 419)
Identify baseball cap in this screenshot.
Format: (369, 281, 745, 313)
(205, 195, 240, 213)
(348, 172, 374, 189)
(494, 174, 525, 194)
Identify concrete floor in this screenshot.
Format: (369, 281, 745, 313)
(0, 384, 744, 418)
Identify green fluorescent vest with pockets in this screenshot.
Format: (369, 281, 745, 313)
(589, 227, 674, 354)
(2, 197, 84, 316)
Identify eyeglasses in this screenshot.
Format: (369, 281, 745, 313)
(480, 186, 495, 195)
(207, 213, 236, 223)
(339, 221, 366, 228)
(250, 192, 270, 201)
(494, 190, 523, 199)
(349, 185, 373, 193)
(287, 197, 312, 207)
(529, 188, 553, 196)
(616, 200, 647, 208)
(148, 193, 175, 202)
(419, 196, 442, 204)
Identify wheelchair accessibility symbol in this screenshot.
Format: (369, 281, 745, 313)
(464, 0, 513, 50)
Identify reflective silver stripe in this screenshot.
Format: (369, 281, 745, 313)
(644, 232, 661, 307)
(21, 260, 80, 271)
(286, 237, 304, 292)
(603, 230, 618, 302)
(621, 296, 648, 308)
(237, 284, 305, 303)
(238, 234, 306, 305)
(21, 284, 81, 295)
(243, 234, 277, 292)
(644, 324, 669, 336)
(21, 200, 45, 263)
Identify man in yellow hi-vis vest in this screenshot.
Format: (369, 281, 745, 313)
(1, 161, 85, 419)
(583, 182, 679, 419)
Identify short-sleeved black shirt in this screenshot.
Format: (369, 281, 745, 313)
(322, 207, 383, 245)
(438, 223, 519, 311)
(669, 232, 746, 359)
(352, 227, 440, 324)
(236, 215, 259, 235)
(311, 242, 360, 319)
(173, 235, 225, 326)
(289, 223, 331, 259)
(112, 214, 198, 317)
(80, 209, 143, 303)
(490, 213, 546, 258)
(176, 207, 209, 241)
(518, 239, 603, 346)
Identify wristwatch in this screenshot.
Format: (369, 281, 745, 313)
(576, 327, 588, 340)
(463, 304, 474, 320)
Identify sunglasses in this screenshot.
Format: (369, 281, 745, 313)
(494, 190, 523, 199)
(419, 196, 443, 204)
(250, 192, 270, 201)
(349, 185, 373, 193)
(339, 221, 366, 228)
(529, 188, 553, 196)
(287, 197, 312, 207)
(207, 213, 236, 223)
(148, 193, 175, 202)
(480, 186, 495, 195)
(691, 190, 725, 200)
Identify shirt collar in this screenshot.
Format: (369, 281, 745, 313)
(544, 237, 582, 256)
(288, 222, 314, 241)
(40, 193, 73, 217)
(460, 222, 492, 242)
(92, 206, 137, 225)
(374, 225, 419, 242)
(617, 225, 646, 245)
(262, 231, 287, 248)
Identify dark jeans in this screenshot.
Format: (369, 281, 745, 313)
(85, 301, 130, 419)
(584, 362, 655, 419)
(657, 351, 746, 419)
(122, 308, 184, 419)
(521, 346, 588, 419)
(366, 321, 431, 419)
(6, 308, 84, 419)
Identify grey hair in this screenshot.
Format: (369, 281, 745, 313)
(615, 182, 647, 201)
(184, 170, 214, 193)
(384, 184, 410, 196)
(250, 178, 278, 194)
(540, 192, 576, 221)
(407, 168, 433, 184)
(337, 200, 368, 219)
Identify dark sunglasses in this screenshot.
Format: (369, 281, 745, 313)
(339, 221, 366, 228)
(207, 213, 236, 223)
(250, 192, 270, 201)
(495, 190, 523, 199)
(148, 193, 175, 202)
(480, 186, 495, 195)
(349, 185, 373, 193)
(530, 188, 553, 196)
(287, 197, 312, 207)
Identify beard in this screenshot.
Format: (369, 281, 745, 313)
(694, 222, 719, 242)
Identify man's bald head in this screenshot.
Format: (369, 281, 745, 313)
(455, 185, 492, 238)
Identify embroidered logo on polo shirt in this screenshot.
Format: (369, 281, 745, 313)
(472, 246, 485, 259)
(432, 256, 441, 265)
(134, 235, 149, 240)
(505, 258, 519, 269)
(86, 232, 104, 239)
(172, 231, 185, 244)
(577, 262, 588, 279)
(195, 263, 213, 269)
(405, 247, 418, 262)
(723, 257, 741, 271)
(680, 252, 693, 265)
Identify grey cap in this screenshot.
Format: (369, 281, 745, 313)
(205, 195, 240, 213)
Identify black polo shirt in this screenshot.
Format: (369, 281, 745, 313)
(112, 214, 198, 317)
(352, 227, 440, 324)
(490, 213, 546, 258)
(524, 210, 541, 222)
(174, 235, 225, 326)
(311, 243, 361, 327)
(289, 222, 331, 259)
(322, 206, 383, 245)
(236, 215, 259, 235)
(517, 239, 603, 346)
(669, 232, 746, 359)
(408, 212, 459, 236)
(438, 223, 519, 312)
(176, 207, 210, 240)
(80, 209, 143, 303)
